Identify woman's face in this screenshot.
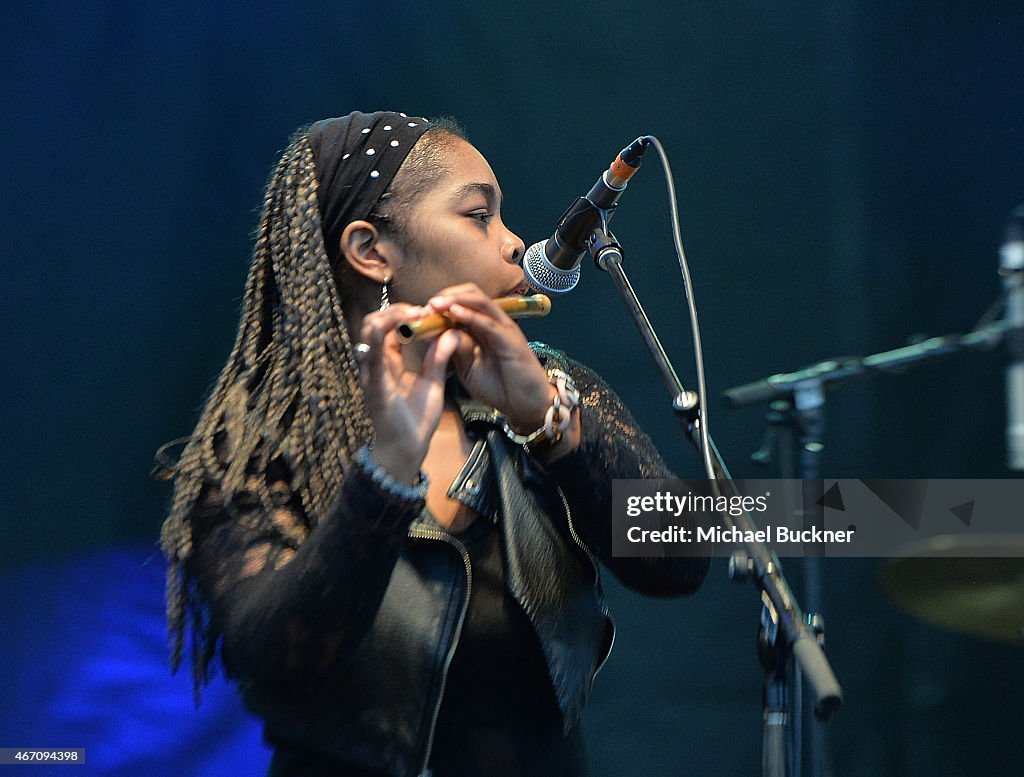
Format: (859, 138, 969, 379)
(388, 138, 528, 305)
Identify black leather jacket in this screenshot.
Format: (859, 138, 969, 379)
(188, 348, 708, 777)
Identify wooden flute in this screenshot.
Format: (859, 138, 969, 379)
(396, 293, 552, 343)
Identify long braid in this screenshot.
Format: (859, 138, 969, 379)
(160, 133, 372, 679)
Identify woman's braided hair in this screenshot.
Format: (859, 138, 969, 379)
(160, 119, 464, 688)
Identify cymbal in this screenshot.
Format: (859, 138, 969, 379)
(878, 534, 1024, 645)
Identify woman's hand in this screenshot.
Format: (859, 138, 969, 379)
(357, 303, 460, 485)
(425, 284, 566, 442)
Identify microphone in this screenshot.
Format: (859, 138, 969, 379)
(1002, 204, 1024, 470)
(524, 136, 650, 294)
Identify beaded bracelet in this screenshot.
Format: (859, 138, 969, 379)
(502, 368, 580, 449)
(354, 445, 429, 502)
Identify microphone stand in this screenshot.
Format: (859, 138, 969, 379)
(587, 226, 843, 777)
(720, 294, 1009, 776)
(740, 389, 830, 777)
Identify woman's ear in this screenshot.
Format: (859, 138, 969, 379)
(338, 220, 403, 283)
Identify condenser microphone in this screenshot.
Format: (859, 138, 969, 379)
(524, 136, 650, 294)
(1002, 204, 1024, 470)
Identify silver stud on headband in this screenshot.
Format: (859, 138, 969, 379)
(390, 140, 400, 147)
(383, 125, 392, 130)
(342, 153, 351, 160)
(370, 170, 380, 179)
(361, 127, 371, 134)
(365, 148, 376, 156)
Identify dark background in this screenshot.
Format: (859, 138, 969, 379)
(2, 2, 1022, 775)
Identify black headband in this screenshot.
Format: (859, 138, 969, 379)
(308, 110, 431, 263)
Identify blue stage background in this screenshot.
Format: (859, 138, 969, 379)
(3, 2, 1023, 775)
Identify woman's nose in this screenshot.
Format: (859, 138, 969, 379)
(504, 230, 526, 264)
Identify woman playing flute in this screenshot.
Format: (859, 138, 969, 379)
(159, 110, 708, 777)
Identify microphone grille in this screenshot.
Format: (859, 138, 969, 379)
(523, 240, 580, 295)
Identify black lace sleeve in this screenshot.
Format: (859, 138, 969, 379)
(186, 455, 423, 696)
(531, 343, 710, 596)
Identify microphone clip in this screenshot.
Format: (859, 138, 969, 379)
(553, 196, 618, 256)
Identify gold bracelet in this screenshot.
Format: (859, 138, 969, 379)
(502, 368, 579, 449)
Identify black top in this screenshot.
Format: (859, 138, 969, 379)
(427, 517, 589, 777)
(267, 516, 589, 777)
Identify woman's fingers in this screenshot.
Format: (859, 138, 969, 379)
(360, 304, 431, 348)
(356, 304, 460, 424)
(421, 328, 461, 384)
(358, 304, 428, 385)
(446, 329, 479, 375)
(357, 285, 547, 428)
(427, 285, 522, 354)
(428, 284, 506, 320)
(355, 305, 459, 473)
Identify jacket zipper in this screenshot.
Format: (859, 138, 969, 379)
(554, 483, 616, 679)
(408, 526, 472, 777)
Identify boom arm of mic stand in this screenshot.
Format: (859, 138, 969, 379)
(723, 321, 1009, 409)
(590, 230, 843, 723)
